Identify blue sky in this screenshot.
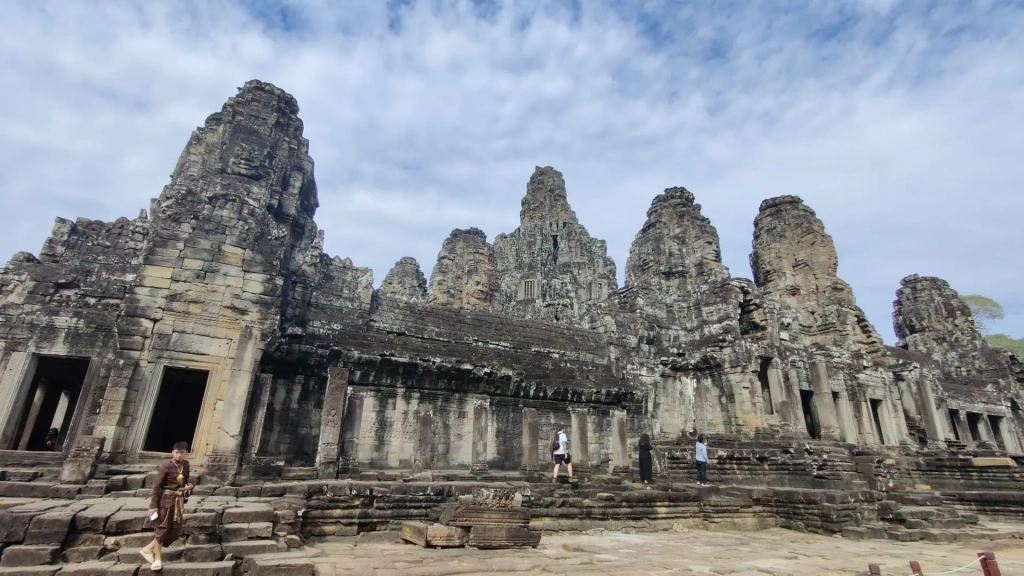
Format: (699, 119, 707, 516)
(1, 0, 1022, 343)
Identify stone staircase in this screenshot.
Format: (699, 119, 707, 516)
(843, 491, 983, 543)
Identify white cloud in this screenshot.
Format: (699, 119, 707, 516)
(1, 0, 1022, 342)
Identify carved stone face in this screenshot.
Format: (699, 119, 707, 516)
(226, 140, 269, 180)
(465, 273, 490, 305)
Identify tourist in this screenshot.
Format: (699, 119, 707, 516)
(552, 425, 573, 482)
(140, 441, 194, 571)
(44, 428, 59, 451)
(695, 434, 708, 486)
(638, 433, 654, 484)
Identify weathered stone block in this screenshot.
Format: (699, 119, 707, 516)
(0, 511, 31, 543)
(74, 507, 120, 533)
(56, 561, 118, 575)
(180, 544, 223, 563)
(62, 546, 104, 563)
(220, 540, 280, 558)
(138, 561, 234, 576)
(0, 545, 61, 567)
(0, 566, 61, 575)
(438, 504, 530, 527)
(400, 522, 468, 548)
(24, 513, 73, 545)
(219, 524, 248, 542)
(222, 506, 274, 524)
(248, 523, 273, 539)
(466, 525, 540, 549)
(244, 557, 314, 576)
(103, 511, 146, 534)
(0, 483, 52, 499)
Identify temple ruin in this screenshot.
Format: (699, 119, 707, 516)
(0, 80, 1022, 571)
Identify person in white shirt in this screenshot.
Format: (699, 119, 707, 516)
(695, 434, 708, 486)
(552, 425, 573, 482)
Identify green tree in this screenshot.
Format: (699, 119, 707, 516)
(962, 294, 1005, 333)
(986, 334, 1024, 357)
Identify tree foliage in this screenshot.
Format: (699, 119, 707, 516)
(962, 294, 1005, 333)
(985, 334, 1024, 357)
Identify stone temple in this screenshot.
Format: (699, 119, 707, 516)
(0, 81, 1022, 570)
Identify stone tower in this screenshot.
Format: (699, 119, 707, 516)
(492, 167, 616, 322)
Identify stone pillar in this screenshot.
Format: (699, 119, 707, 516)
(809, 361, 841, 441)
(339, 393, 364, 471)
(0, 352, 38, 449)
(59, 436, 106, 484)
(315, 366, 349, 479)
(997, 418, 1019, 453)
(205, 326, 263, 484)
(952, 411, 972, 444)
(521, 408, 539, 471)
(93, 359, 138, 458)
(16, 379, 48, 450)
(895, 376, 919, 422)
(880, 399, 901, 446)
(977, 414, 994, 443)
(833, 389, 858, 444)
(765, 364, 788, 422)
(241, 373, 274, 464)
(414, 410, 433, 471)
(915, 375, 945, 445)
(471, 402, 489, 472)
(569, 408, 590, 475)
(610, 410, 629, 475)
(785, 367, 806, 437)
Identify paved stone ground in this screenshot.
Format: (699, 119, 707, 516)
(311, 527, 1024, 576)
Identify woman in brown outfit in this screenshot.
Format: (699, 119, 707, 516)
(140, 441, 193, 571)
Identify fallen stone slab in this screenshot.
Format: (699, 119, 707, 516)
(0, 546, 61, 567)
(438, 504, 531, 527)
(467, 525, 541, 549)
(400, 522, 468, 548)
(243, 557, 314, 576)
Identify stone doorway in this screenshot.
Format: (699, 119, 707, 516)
(143, 367, 209, 453)
(988, 415, 1007, 450)
(869, 399, 888, 445)
(10, 356, 90, 451)
(966, 412, 983, 442)
(758, 358, 774, 415)
(799, 389, 820, 439)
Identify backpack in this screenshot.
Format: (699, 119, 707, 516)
(551, 436, 560, 452)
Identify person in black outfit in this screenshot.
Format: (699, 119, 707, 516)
(638, 433, 654, 484)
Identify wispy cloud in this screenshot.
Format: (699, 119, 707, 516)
(1, 0, 1022, 341)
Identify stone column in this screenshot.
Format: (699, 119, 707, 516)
(93, 359, 139, 458)
(977, 414, 994, 443)
(521, 408, 539, 472)
(471, 401, 489, 472)
(809, 361, 841, 441)
(610, 410, 629, 475)
(569, 408, 590, 475)
(205, 326, 263, 484)
(315, 366, 349, 479)
(915, 375, 945, 445)
(833, 389, 859, 444)
(0, 352, 38, 449)
(16, 379, 48, 450)
(414, 410, 433, 471)
(765, 363, 789, 422)
(59, 436, 106, 484)
(997, 418, 1019, 453)
(785, 367, 806, 437)
(339, 393, 364, 471)
(241, 373, 274, 465)
(952, 411, 972, 444)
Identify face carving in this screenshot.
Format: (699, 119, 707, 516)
(464, 272, 491, 306)
(226, 140, 269, 180)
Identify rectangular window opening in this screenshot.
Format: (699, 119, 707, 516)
(143, 367, 209, 453)
(12, 356, 90, 451)
(522, 279, 537, 300)
(966, 412, 982, 442)
(947, 409, 961, 441)
(799, 389, 820, 439)
(988, 415, 1007, 450)
(869, 398, 887, 445)
(758, 358, 774, 415)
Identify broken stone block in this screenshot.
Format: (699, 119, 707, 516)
(400, 521, 468, 548)
(467, 526, 541, 549)
(438, 504, 531, 527)
(62, 546, 104, 563)
(248, 523, 273, 539)
(0, 545, 61, 567)
(219, 524, 248, 542)
(222, 505, 274, 524)
(74, 506, 121, 533)
(180, 544, 223, 563)
(244, 557, 315, 576)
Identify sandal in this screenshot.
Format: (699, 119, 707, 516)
(139, 550, 155, 564)
(151, 560, 163, 571)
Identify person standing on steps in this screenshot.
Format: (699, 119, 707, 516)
(695, 434, 708, 486)
(638, 433, 654, 484)
(552, 424, 573, 483)
(140, 441, 194, 571)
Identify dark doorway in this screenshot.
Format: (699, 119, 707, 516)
(948, 409, 961, 441)
(869, 399, 887, 445)
(143, 368, 209, 453)
(800, 389, 820, 439)
(758, 358, 774, 415)
(988, 415, 1006, 450)
(12, 356, 90, 451)
(966, 412, 982, 442)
